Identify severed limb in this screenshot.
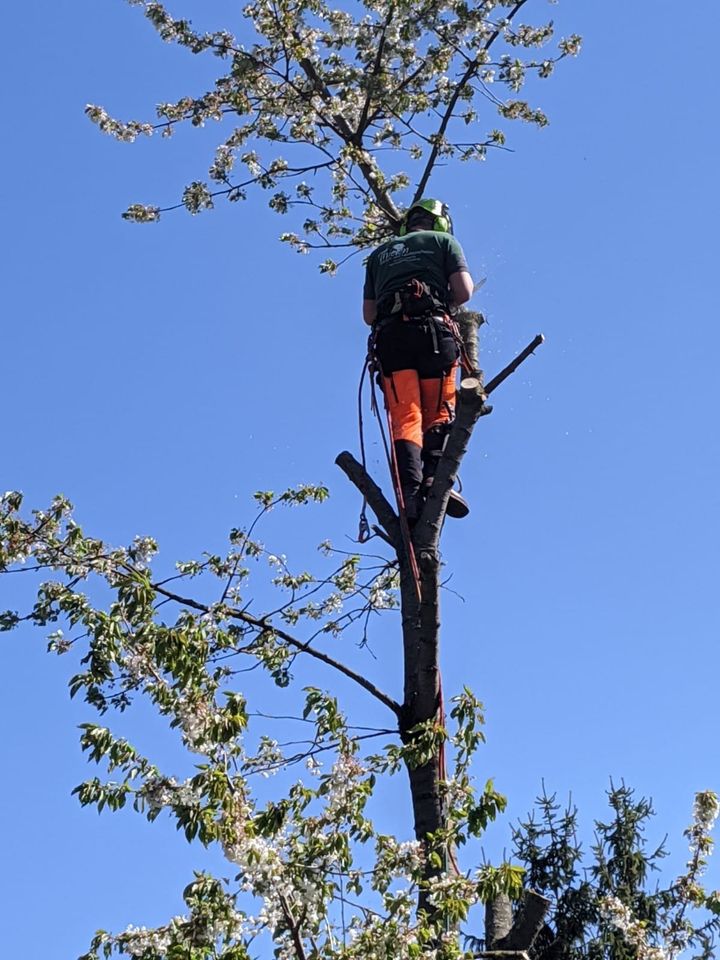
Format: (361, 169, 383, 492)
(335, 450, 402, 551)
(415, 333, 545, 544)
(485, 334, 544, 395)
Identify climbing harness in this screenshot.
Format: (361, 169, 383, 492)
(356, 293, 475, 593)
(376, 278, 447, 325)
(355, 259, 479, 590)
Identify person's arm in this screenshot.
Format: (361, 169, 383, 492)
(444, 234, 473, 307)
(362, 256, 377, 325)
(363, 299, 378, 325)
(448, 269, 474, 307)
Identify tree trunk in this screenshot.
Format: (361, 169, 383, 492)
(396, 378, 488, 915)
(336, 334, 544, 921)
(486, 894, 514, 948)
(398, 550, 444, 914)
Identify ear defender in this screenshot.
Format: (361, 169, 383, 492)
(397, 198, 453, 236)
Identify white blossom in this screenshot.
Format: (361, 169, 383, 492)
(599, 896, 667, 960)
(121, 924, 172, 957)
(122, 203, 161, 223)
(130, 534, 158, 568)
(142, 775, 177, 811)
(182, 181, 214, 214)
(85, 104, 153, 142)
(175, 699, 217, 753)
(692, 790, 719, 836)
(324, 753, 365, 818)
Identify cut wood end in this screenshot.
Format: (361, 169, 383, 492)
(459, 376, 485, 396)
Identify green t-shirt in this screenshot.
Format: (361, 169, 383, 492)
(363, 230, 469, 307)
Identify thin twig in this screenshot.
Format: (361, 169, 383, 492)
(150, 582, 401, 717)
(278, 895, 308, 960)
(414, 0, 530, 200)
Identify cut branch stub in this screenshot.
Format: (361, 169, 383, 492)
(485, 893, 514, 949)
(484, 888, 551, 953)
(495, 890, 551, 952)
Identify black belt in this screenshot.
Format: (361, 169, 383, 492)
(375, 311, 446, 329)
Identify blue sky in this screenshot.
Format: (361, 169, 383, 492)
(2, 1, 719, 955)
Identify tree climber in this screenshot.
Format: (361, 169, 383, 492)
(363, 198, 475, 524)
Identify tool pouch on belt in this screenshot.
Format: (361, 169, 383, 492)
(377, 279, 446, 323)
(399, 279, 438, 319)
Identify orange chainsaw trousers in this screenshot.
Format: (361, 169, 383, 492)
(375, 317, 459, 520)
(382, 368, 457, 448)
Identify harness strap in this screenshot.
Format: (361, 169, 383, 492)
(377, 278, 449, 323)
(437, 370, 445, 413)
(388, 371, 399, 403)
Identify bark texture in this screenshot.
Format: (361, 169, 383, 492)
(495, 891, 551, 952)
(456, 307, 485, 379)
(486, 894, 514, 948)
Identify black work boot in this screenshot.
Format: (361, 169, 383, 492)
(422, 477, 470, 519)
(421, 423, 471, 519)
(446, 487, 470, 518)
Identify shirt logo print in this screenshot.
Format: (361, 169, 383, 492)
(379, 241, 410, 264)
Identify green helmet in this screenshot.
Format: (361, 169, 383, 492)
(399, 198, 453, 236)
